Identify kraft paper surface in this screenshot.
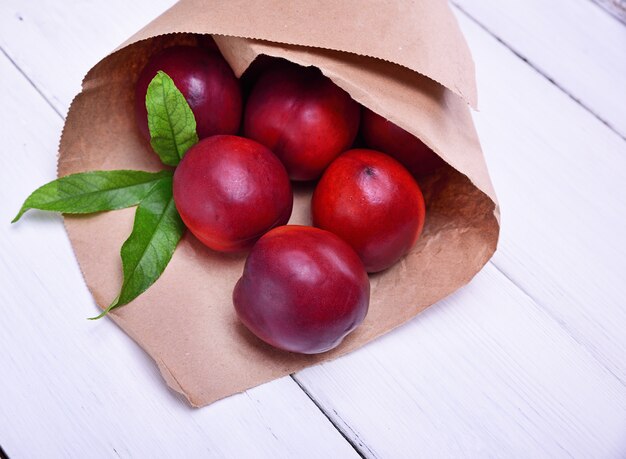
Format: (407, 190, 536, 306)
(58, 0, 499, 407)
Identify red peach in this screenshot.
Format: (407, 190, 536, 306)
(244, 60, 360, 181)
(173, 135, 292, 252)
(361, 107, 445, 177)
(233, 225, 370, 354)
(135, 45, 242, 141)
(312, 149, 426, 272)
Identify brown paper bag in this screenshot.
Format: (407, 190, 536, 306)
(58, 0, 499, 407)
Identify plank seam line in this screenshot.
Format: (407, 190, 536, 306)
(290, 374, 374, 459)
(451, 2, 626, 143)
(588, 0, 626, 26)
(0, 46, 64, 120)
(489, 259, 626, 388)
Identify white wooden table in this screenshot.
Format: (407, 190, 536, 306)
(2, 1, 626, 457)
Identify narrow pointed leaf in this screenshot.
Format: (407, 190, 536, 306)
(90, 176, 184, 319)
(146, 70, 199, 166)
(12, 170, 172, 222)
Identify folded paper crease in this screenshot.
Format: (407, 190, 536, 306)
(117, 0, 478, 108)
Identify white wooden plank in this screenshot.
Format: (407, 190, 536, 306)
(0, 49, 359, 459)
(453, 0, 626, 139)
(454, 9, 626, 383)
(296, 265, 626, 458)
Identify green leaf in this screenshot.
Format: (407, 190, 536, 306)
(89, 176, 185, 319)
(146, 70, 199, 166)
(12, 170, 172, 222)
